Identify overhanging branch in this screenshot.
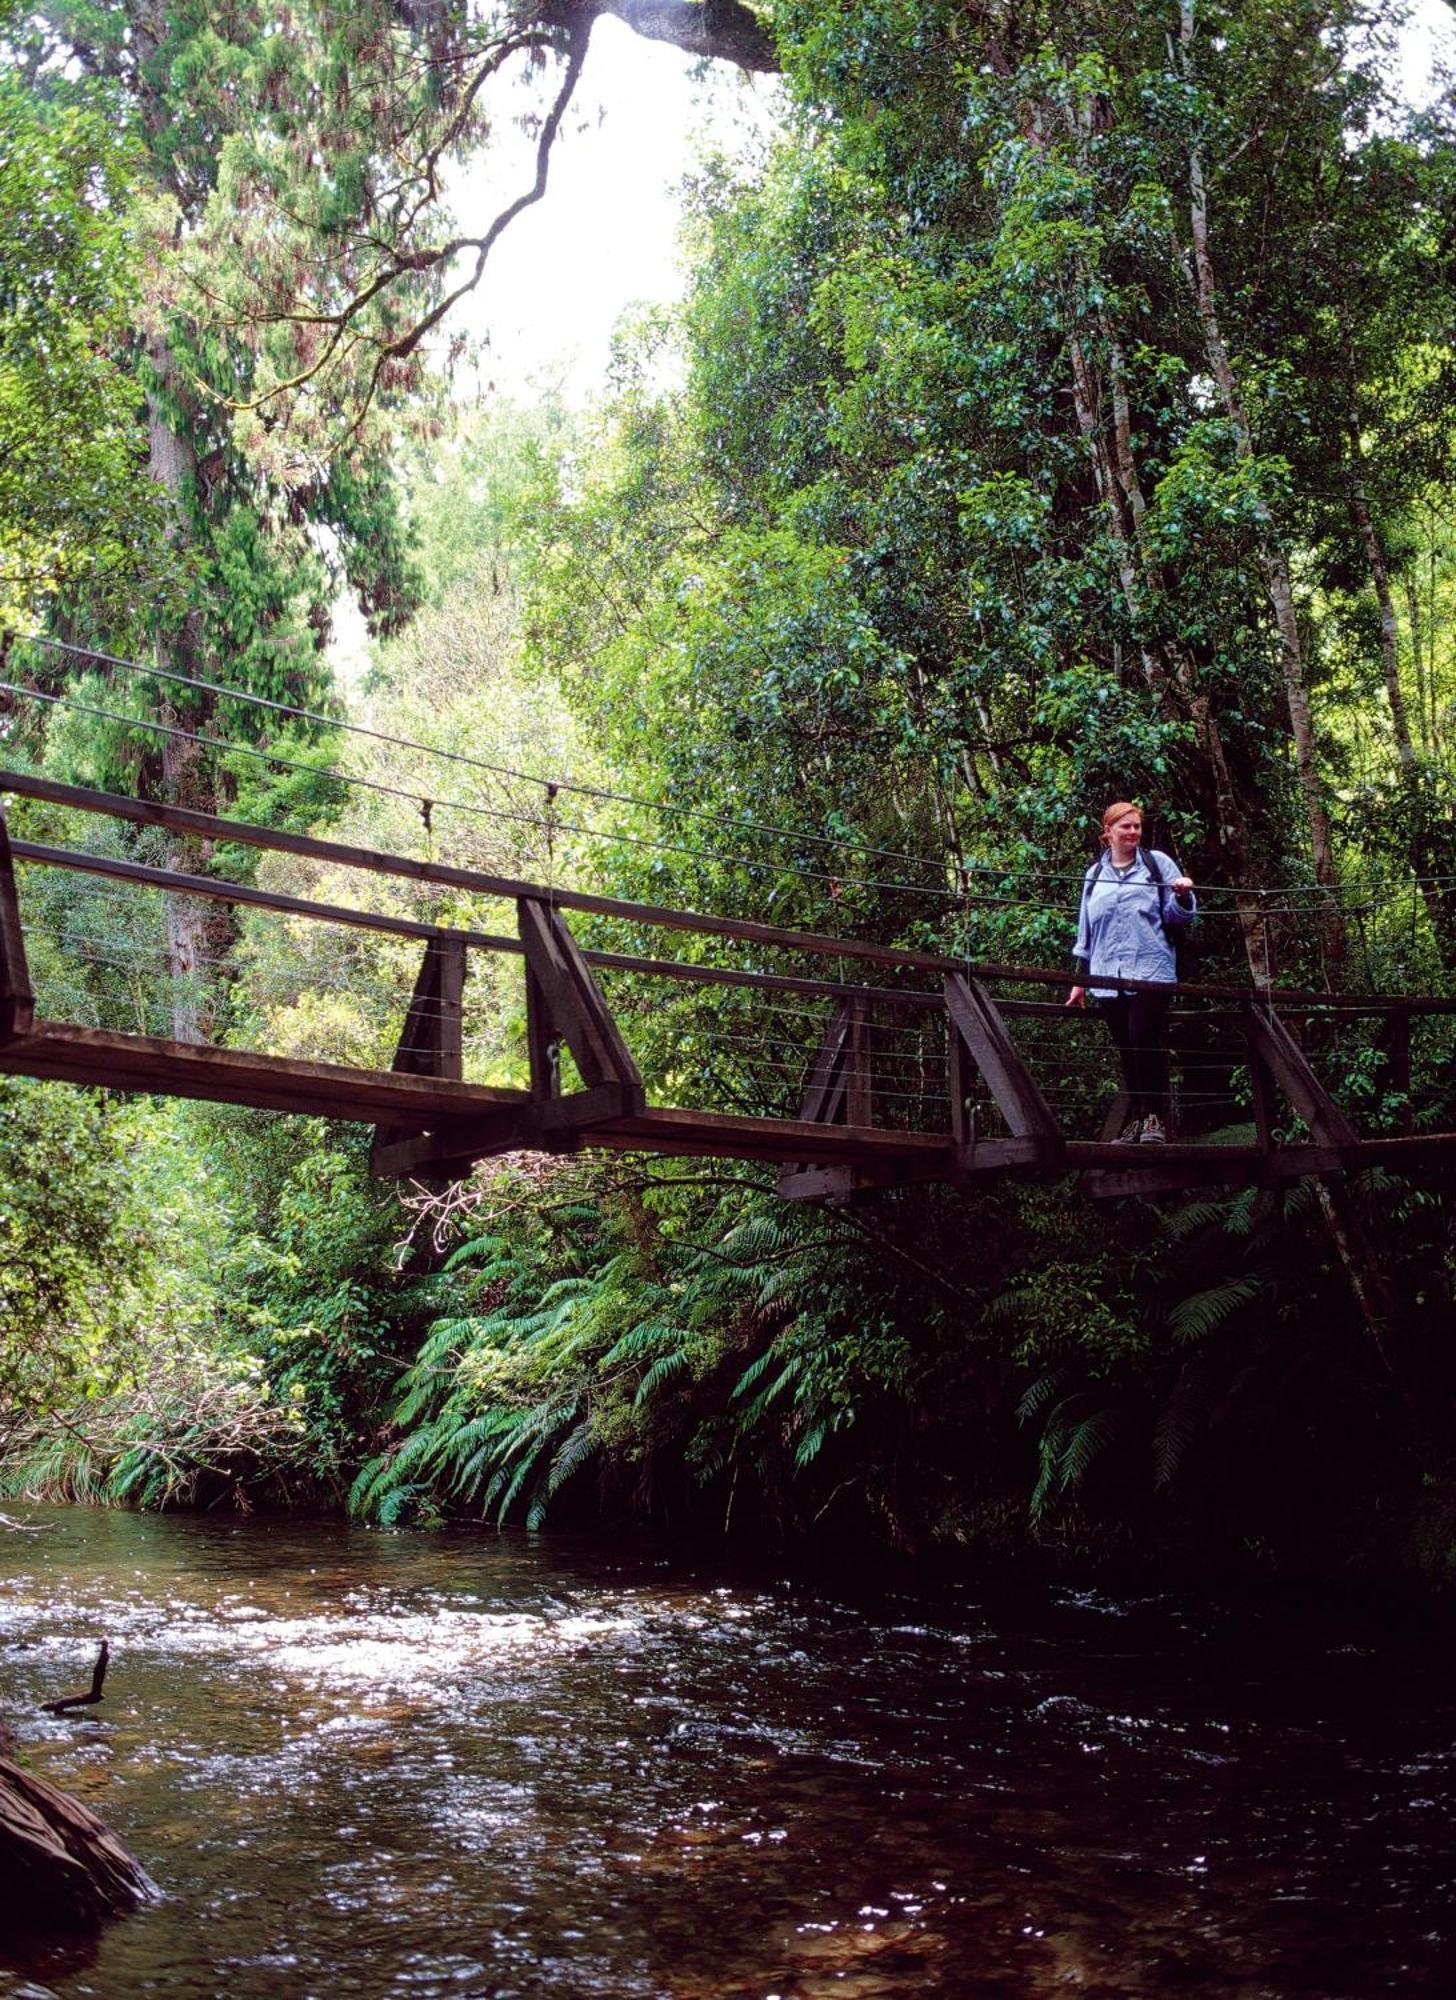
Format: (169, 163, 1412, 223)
(533, 0, 778, 72)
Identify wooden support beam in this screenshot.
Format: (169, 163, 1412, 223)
(1098, 1090, 1132, 1143)
(798, 1002, 853, 1128)
(1242, 1002, 1358, 1152)
(944, 974, 1060, 1146)
(774, 1001, 863, 1199)
(0, 812, 34, 1043)
(369, 1117, 528, 1179)
(391, 937, 465, 1082)
(948, 1009, 973, 1149)
(845, 998, 873, 1130)
(518, 897, 644, 1151)
(1246, 1044, 1276, 1154)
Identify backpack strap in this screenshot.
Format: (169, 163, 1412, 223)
(1078, 850, 1109, 921)
(1138, 845, 1169, 924)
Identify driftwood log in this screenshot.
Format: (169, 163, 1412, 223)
(0, 1754, 156, 1930)
(42, 1639, 109, 1715)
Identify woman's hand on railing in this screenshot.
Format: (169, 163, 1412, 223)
(1066, 985, 1087, 1009)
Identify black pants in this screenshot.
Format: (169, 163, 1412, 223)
(1096, 989, 1172, 1123)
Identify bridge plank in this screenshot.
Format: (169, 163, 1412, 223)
(585, 1105, 955, 1167)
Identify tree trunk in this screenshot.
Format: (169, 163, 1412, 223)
(1403, 569, 1428, 758)
(144, 331, 234, 1041)
(1178, 0, 1345, 979)
(1068, 300, 1271, 981)
(1344, 408, 1456, 971)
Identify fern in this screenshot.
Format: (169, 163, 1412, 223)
(1167, 1271, 1265, 1344)
(1152, 1358, 1218, 1489)
(1027, 1395, 1122, 1521)
(635, 1349, 692, 1405)
(546, 1419, 598, 1496)
(600, 1321, 681, 1369)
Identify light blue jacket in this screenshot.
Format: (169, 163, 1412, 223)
(1072, 848, 1196, 996)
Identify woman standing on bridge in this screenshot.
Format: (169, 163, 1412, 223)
(1066, 802, 1196, 1143)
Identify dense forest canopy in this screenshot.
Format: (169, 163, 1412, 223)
(2, 0, 1456, 1579)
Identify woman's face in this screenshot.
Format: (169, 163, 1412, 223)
(1108, 809, 1142, 849)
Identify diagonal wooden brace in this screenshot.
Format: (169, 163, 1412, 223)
(798, 1000, 854, 1128)
(519, 895, 644, 1149)
(944, 973, 1060, 1150)
(0, 810, 34, 1044)
(1241, 1001, 1358, 1153)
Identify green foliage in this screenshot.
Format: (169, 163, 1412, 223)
(0, 75, 179, 623)
(351, 1162, 925, 1534)
(4, 0, 1456, 1595)
(0, 1080, 151, 1437)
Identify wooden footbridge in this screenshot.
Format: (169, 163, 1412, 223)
(0, 767, 1452, 1201)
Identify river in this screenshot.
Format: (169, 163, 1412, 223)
(1, 1504, 1453, 1996)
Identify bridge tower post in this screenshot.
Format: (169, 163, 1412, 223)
(0, 810, 34, 1044)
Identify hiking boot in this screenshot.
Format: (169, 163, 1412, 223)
(1117, 1117, 1143, 1143)
(1139, 1113, 1167, 1144)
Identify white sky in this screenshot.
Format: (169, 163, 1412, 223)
(446, 2, 1452, 403)
(449, 19, 782, 400)
(1396, 0, 1455, 103)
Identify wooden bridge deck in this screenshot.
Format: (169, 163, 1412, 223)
(0, 766, 1451, 1200)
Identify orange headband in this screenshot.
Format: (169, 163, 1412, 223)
(1100, 800, 1141, 845)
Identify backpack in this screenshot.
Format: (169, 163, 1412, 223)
(1085, 845, 1196, 981)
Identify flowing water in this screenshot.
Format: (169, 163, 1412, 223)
(1, 1504, 1454, 1997)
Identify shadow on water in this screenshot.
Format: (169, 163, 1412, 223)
(2, 1504, 1455, 1997)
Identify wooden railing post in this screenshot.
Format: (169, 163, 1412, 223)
(0, 809, 34, 1044)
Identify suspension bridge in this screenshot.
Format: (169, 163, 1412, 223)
(0, 764, 1451, 1202)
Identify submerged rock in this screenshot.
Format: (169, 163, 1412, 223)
(0, 1755, 157, 1931)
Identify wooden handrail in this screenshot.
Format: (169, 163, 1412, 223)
(4, 770, 1455, 1014)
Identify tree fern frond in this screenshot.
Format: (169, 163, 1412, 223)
(441, 1233, 510, 1273)
(547, 1419, 598, 1496)
(794, 1420, 828, 1467)
(1016, 1371, 1065, 1424)
(1167, 1270, 1265, 1344)
(1152, 1359, 1216, 1489)
(635, 1349, 692, 1405)
(1058, 1407, 1121, 1492)
(600, 1321, 683, 1368)
(732, 1347, 782, 1401)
